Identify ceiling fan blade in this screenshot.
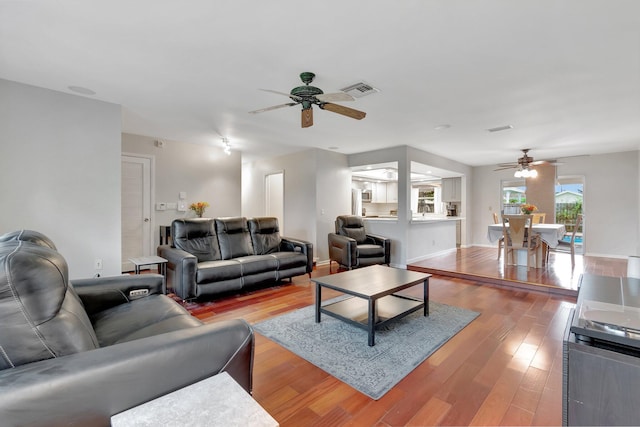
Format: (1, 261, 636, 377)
(301, 108, 313, 128)
(320, 103, 366, 120)
(531, 160, 564, 166)
(315, 92, 355, 102)
(493, 165, 517, 171)
(259, 89, 302, 101)
(249, 103, 297, 114)
(497, 162, 518, 167)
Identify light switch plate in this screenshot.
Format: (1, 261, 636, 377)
(156, 202, 166, 211)
(178, 201, 187, 212)
(179, 191, 187, 200)
(167, 202, 177, 209)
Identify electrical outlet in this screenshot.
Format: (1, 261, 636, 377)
(95, 258, 103, 270)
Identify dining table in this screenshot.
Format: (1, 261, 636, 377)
(487, 223, 567, 267)
(487, 223, 566, 248)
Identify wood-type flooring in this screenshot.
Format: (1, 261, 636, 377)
(176, 250, 627, 426)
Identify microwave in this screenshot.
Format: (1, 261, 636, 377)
(362, 190, 372, 202)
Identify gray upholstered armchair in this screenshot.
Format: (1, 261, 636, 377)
(0, 230, 254, 427)
(328, 215, 391, 271)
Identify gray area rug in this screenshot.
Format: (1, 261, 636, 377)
(253, 299, 479, 400)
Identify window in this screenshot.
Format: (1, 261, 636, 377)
(501, 179, 526, 214)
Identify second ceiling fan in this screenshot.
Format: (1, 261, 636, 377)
(249, 72, 366, 128)
(494, 149, 561, 177)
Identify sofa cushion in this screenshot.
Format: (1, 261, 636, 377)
(90, 294, 202, 346)
(270, 252, 308, 270)
(215, 217, 254, 259)
(247, 217, 282, 254)
(196, 260, 243, 284)
(357, 243, 385, 258)
(0, 241, 98, 370)
(172, 218, 221, 262)
(336, 215, 367, 244)
(236, 255, 279, 276)
(0, 229, 57, 250)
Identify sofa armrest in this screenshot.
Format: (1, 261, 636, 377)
(0, 319, 254, 427)
(281, 236, 314, 274)
(328, 233, 357, 269)
(157, 245, 198, 300)
(367, 233, 391, 265)
(72, 274, 166, 315)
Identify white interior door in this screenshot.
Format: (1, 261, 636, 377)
(265, 172, 284, 235)
(121, 155, 152, 272)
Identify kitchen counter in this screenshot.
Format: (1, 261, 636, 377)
(411, 216, 464, 223)
(363, 216, 397, 220)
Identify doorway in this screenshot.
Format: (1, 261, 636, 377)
(121, 155, 153, 272)
(555, 175, 584, 254)
(265, 172, 284, 235)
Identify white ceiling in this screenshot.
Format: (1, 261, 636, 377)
(2, 0, 639, 166)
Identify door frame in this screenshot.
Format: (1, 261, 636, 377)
(121, 153, 155, 269)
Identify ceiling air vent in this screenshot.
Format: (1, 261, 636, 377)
(340, 82, 380, 98)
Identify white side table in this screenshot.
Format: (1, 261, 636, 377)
(111, 372, 278, 427)
(128, 255, 168, 278)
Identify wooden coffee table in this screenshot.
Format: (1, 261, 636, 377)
(313, 265, 431, 346)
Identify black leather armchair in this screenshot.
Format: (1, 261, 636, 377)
(328, 215, 391, 270)
(0, 230, 254, 427)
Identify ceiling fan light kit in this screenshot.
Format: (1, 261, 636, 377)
(249, 72, 367, 128)
(514, 167, 538, 178)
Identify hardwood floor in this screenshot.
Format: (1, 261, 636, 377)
(408, 246, 627, 297)
(176, 250, 625, 426)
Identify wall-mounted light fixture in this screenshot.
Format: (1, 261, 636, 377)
(222, 137, 231, 155)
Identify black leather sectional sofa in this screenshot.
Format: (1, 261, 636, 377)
(158, 217, 313, 301)
(0, 230, 254, 427)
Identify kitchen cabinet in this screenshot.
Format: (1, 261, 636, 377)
(386, 182, 398, 203)
(442, 177, 461, 202)
(371, 182, 387, 203)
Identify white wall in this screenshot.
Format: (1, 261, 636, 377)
(471, 151, 640, 257)
(0, 79, 121, 278)
(122, 133, 241, 248)
(315, 149, 351, 261)
(242, 149, 318, 249)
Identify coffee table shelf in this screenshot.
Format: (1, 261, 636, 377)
(321, 294, 423, 325)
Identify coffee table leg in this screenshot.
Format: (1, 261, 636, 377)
(315, 283, 321, 323)
(368, 299, 375, 346)
(423, 277, 429, 317)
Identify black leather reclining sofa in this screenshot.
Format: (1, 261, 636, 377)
(0, 230, 254, 427)
(158, 217, 313, 301)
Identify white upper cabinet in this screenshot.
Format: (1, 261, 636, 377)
(442, 177, 461, 202)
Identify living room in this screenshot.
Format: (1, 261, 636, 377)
(2, 1, 640, 425)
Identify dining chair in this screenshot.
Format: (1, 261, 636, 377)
(493, 212, 504, 259)
(555, 214, 582, 268)
(531, 213, 546, 224)
(502, 214, 542, 270)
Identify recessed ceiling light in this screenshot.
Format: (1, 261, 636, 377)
(487, 125, 513, 133)
(68, 86, 96, 95)
(434, 124, 451, 131)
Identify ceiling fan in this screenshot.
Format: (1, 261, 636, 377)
(494, 149, 561, 178)
(248, 72, 366, 128)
